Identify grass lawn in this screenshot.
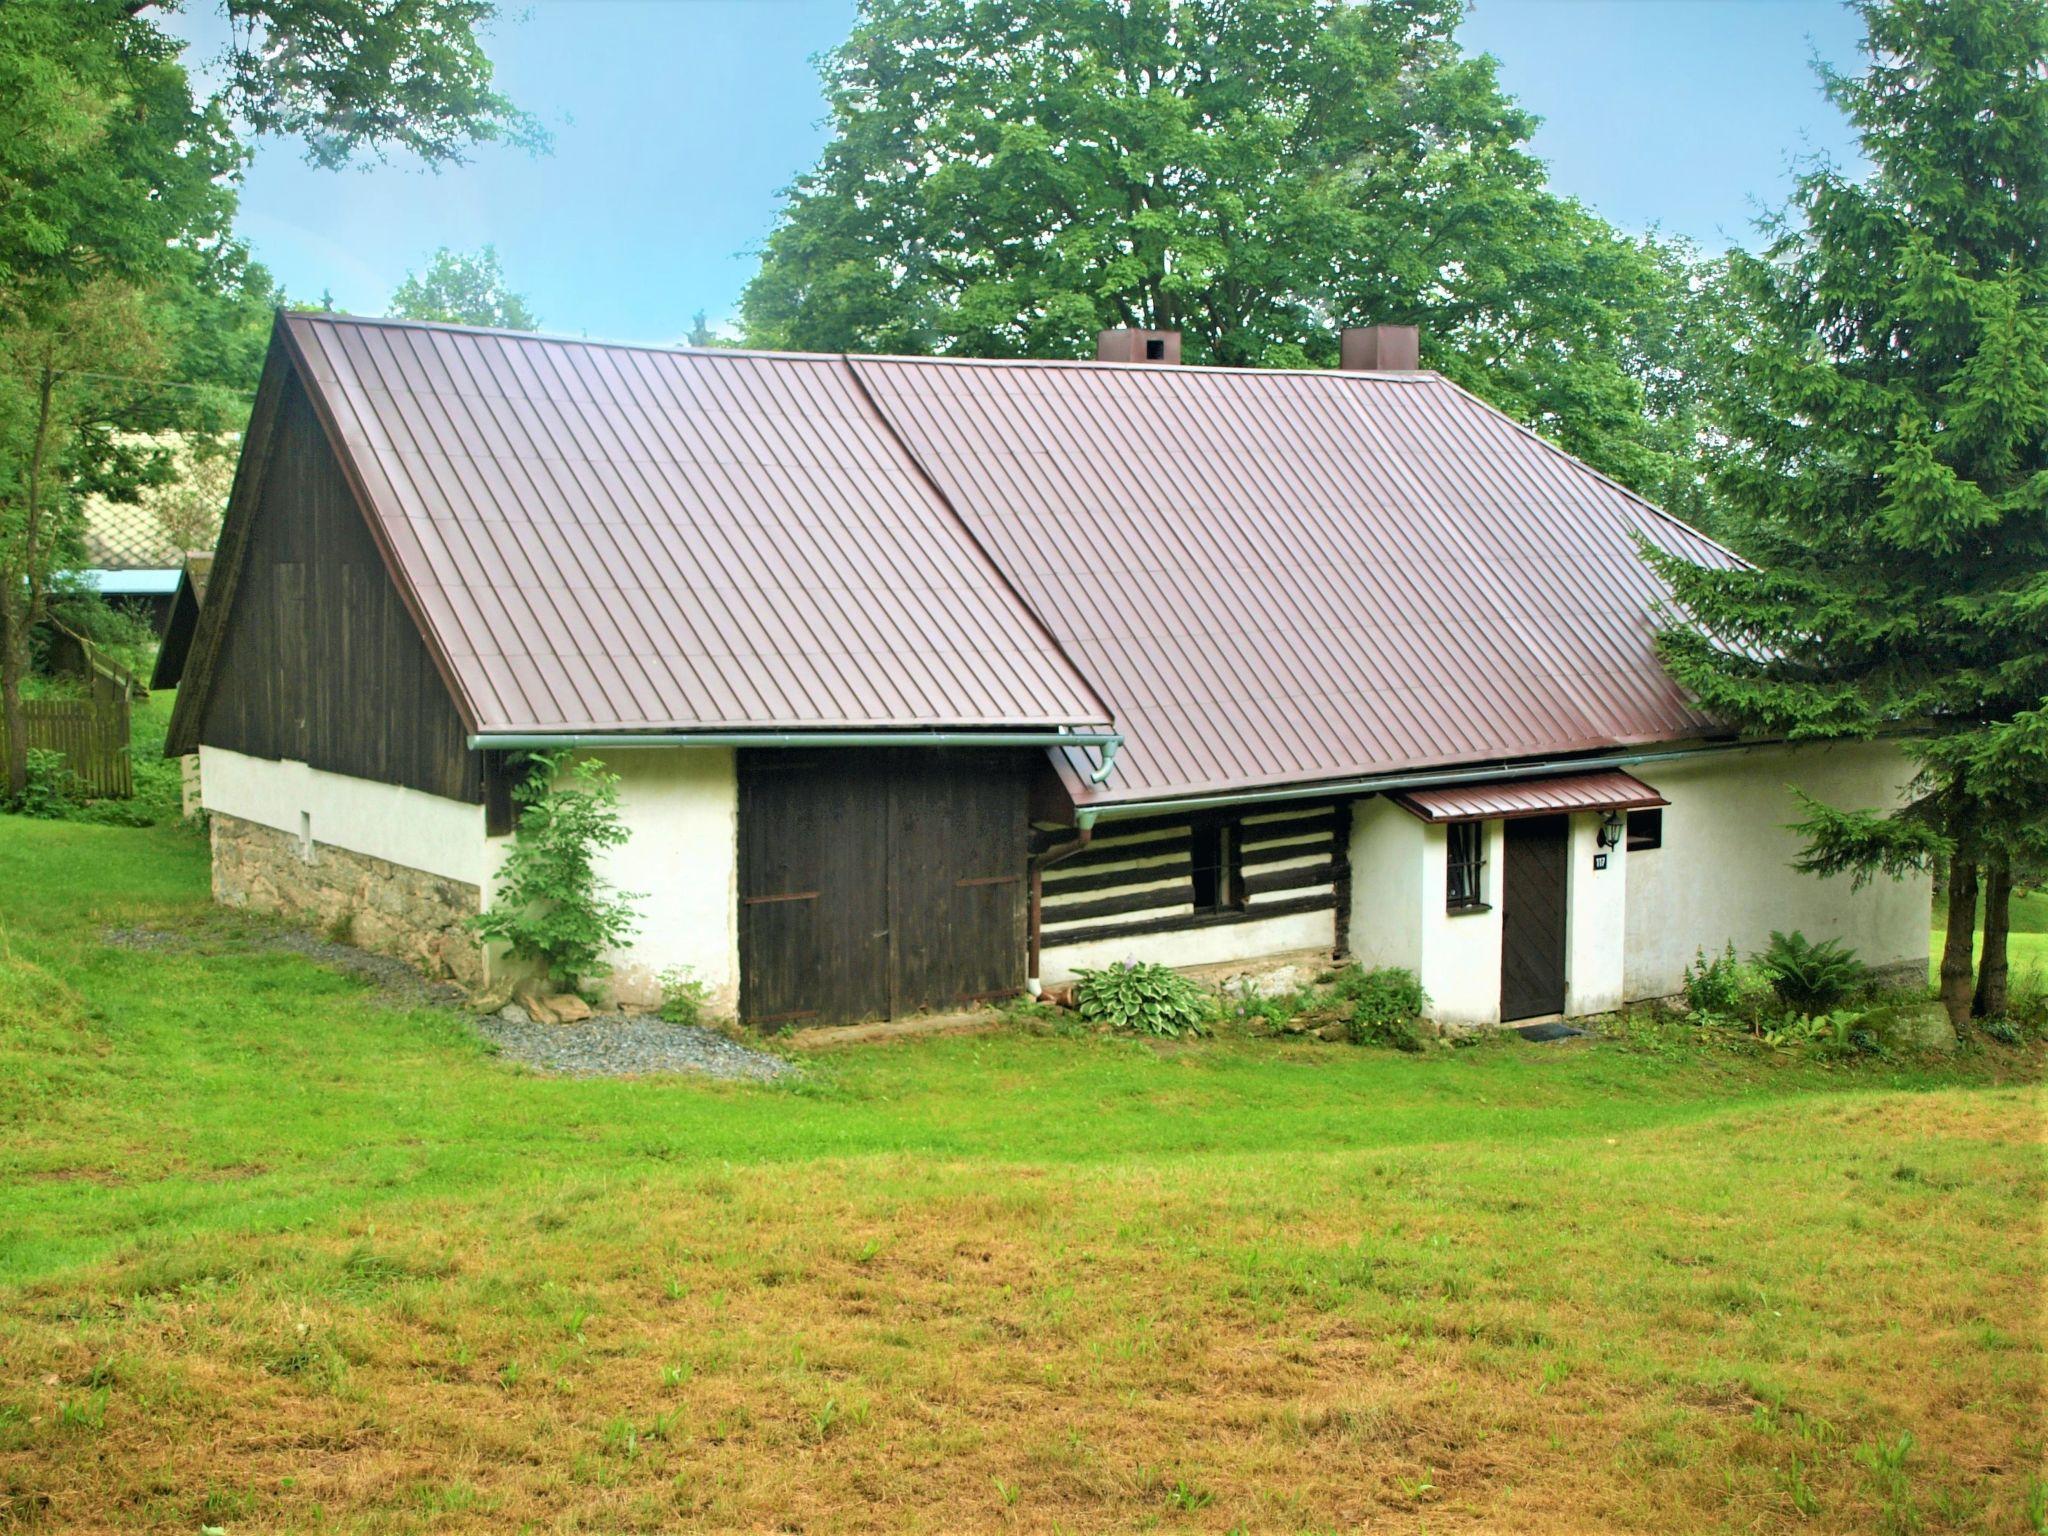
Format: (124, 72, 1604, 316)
(2, 820, 2042, 1534)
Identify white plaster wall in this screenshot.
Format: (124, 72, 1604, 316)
(1625, 741, 1931, 999)
(1040, 907, 1334, 985)
(1346, 798, 1503, 1025)
(1345, 796, 1425, 971)
(483, 747, 741, 1015)
(198, 746, 488, 885)
(1418, 818, 1506, 1026)
(1565, 812, 1627, 1016)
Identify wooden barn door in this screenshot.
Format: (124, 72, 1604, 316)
(738, 751, 892, 1027)
(886, 751, 1028, 1014)
(1499, 815, 1569, 1021)
(738, 749, 1028, 1027)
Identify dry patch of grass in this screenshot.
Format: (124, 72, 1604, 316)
(1, 819, 2043, 1533)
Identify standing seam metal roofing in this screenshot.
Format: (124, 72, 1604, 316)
(846, 355, 1739, 804)
(280, 313, 1112, 735)
(276, 313, 1740, 803)
(1391, 770, 1671, 823)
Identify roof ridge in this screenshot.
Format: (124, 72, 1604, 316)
(280, 310, 1441, 384)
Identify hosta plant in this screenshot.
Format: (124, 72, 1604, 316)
(1073, 961, 1214, 1039)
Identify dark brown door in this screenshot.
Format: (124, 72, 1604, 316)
(738, 749, 1028, 1027)
(1500, 815, 1569, 1020)
(738, 751, 892, 1027)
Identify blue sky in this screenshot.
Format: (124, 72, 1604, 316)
(177, 0, 1867, 346)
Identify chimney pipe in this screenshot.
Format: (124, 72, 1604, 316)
(1340, 324, 1421, 372)
(1096, 328, 1181, 365)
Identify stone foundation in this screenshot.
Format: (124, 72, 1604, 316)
(210, 811, 485, 985)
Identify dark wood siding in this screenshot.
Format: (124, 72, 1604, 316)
(737, 748, 1029, 1026)
(1500, 815, 1569, 1020)
(1037, 804, 1345, 952)
(195, 374, 481, 802)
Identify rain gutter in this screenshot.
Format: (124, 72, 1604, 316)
(1071, 741, 1752, 831)
(468, 729, 1126, 783)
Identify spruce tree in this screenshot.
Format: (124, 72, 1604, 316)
(1647, 0, 2048, 1026)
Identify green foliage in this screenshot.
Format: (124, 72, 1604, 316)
(388, 246, 539, 330)
(1329, 965, 1428, 1051)
(1754, 930, 1869, 1016)
(200, 0, 545, 170)
(658, 967, 710, 1028)
(1681, 943, 1745, 1016)
(10, 747, 75, 818)
(1073, 961, 1214, 1039)
(472, 752, 641, 995)
(1645, 0, 2048, 919)
(743, 0, 1705, 505)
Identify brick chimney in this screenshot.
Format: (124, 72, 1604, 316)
(1096, 328, 1181, 364)
(1340, 324, 1421, 372)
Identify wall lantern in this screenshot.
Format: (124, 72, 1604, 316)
(1597, 811, 1626, 850)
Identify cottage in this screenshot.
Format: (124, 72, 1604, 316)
(168, 313, 1931, 1027)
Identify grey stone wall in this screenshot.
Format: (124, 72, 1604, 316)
(210, 811, 485, 984)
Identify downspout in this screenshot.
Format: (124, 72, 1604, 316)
(1026, 827, 1092, 995)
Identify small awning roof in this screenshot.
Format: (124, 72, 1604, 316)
(1391, 770, 1669, 824)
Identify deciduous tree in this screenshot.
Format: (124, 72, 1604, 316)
(389, 246, 538, 330)
(742, 0, 1703, 504)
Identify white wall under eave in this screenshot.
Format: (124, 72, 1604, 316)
(1565, 812, 1627, 1017)
(198, 745, 489, 885)
(1345, 798, 1503, 1025)
(1623, 740, 1931, 1000)
(485, 747, 741, 1016)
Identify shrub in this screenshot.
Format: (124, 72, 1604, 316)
(1754, 930, 1867, 1015)
(1073, 961, 1213, 1038)
(658, 966, 710, 1027)
(1682, 943, 1744, 1016)
(472, 751, 642, 997)
(11, 749, 78, 819)
(1330, 964, 1428, 1051)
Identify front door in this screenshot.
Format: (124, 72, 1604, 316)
(1499, 814, 1569, 1020)
(737, 749, 1028, 1027)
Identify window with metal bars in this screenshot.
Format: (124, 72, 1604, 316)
(1446, 821, 1487, 911)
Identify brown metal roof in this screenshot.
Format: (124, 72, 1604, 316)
(269, 314, 1740, 796)
(847, 356, 1740, 804)
(279, 313, 1112, 734)
(1391, 770, 1670, 824)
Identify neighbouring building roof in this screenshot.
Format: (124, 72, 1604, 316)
(80, 495, 182, 574)
(1391, 770, 1670, 824)
(280, 313, 1111, 735)
(260, 312, 1741, 804)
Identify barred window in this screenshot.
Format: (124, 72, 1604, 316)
(1447, 821, 1487, 911)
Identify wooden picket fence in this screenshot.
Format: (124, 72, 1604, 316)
(4, 630, 135, 800)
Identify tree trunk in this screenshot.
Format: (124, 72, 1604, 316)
(1973, 857, 2011, 1020)
(1939, 858, 1979, 1030)
(0, 601, 24, 801)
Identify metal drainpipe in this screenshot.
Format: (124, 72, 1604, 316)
(1026, 828, 1092, 994)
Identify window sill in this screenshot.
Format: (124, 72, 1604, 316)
(1445, 902, 1492, 917)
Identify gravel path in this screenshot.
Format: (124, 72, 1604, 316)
(104, 924, 794, 1083)
(474, 1009, 795, 1081)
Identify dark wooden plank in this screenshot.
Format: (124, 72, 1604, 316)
(1237, 811, 1337, 848)
(187, 371, 482, 803)
(1040, 856, 1193, 898)
(1044, 892, 1337, 951)
(1240, 860, 1339, 897)
(1042, 882, 1193, 926)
